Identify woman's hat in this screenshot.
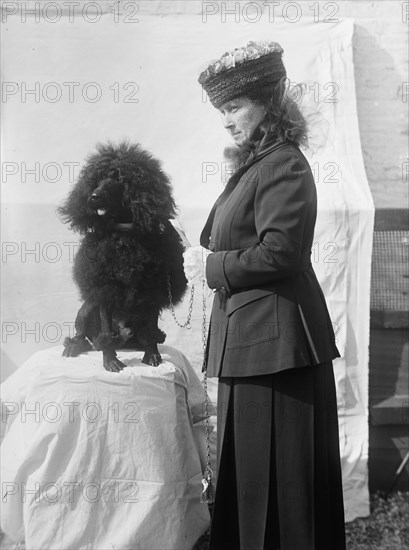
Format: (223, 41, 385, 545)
(198, 41, 286, 109)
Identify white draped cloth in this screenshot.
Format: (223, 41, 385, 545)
(0, 345, 211, 550)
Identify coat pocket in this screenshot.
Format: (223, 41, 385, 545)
(225, 289, 279, 349)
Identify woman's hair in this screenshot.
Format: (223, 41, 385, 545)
(246, 77, 310, 149)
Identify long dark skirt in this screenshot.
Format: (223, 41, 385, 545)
(208, 362, 346, 550)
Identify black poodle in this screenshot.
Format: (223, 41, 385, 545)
(58, 141, 187, 372)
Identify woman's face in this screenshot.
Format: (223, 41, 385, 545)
(218, 97, 266, 146)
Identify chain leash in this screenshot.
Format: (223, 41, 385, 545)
(167, 274, 214, 504)
(200, 278, 214, 504)
(167, 274, 195, 329)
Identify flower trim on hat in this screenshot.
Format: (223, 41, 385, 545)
(201, 41, 284, 81)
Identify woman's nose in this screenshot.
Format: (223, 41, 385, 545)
(222, 113, 234, 129)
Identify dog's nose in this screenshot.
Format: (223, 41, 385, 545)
(88, 193, 105, 211)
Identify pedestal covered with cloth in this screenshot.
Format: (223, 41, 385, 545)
(0, 345, 211, 550)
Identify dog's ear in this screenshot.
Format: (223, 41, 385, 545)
(124, 157, 178, 232)
(127, 186, 177, 233)
(127, 193, 154, 232)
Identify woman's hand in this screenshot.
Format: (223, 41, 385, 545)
(183, 246, 212, 285)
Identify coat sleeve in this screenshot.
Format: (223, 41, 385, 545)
(205, 150, 314, 291)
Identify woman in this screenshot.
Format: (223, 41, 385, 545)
(185, 41, 346, 550)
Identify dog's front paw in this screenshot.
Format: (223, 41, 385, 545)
(142, 352, 162, 367)
(103, 352, 126, 373)
(62, 337, 92, 357)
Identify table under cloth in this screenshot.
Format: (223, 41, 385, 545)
(0, 344, 211, 550)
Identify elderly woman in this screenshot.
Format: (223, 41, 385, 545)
(185, 42, 346, 550)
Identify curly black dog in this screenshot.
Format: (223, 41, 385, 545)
(58, 141, 187, 372)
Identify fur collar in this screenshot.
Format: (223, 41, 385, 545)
(222, 125, 282, 175)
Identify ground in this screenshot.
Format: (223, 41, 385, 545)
(0, 491, 407, 549)
(193, 492, 409, 550)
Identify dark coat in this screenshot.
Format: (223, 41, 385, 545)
(201, 139, 340, 377)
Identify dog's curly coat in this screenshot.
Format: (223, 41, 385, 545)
(58, 141, 188, 372)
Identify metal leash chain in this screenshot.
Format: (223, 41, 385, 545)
(167, 273, 214, 503)
(200, 278, 214, 504)
(167, 274, 195, 329)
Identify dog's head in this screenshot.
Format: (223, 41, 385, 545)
(86, 177, 130, 222)
(57, 141, 177, 235)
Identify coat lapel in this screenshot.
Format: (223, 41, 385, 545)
(200, 140, 288, 248)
